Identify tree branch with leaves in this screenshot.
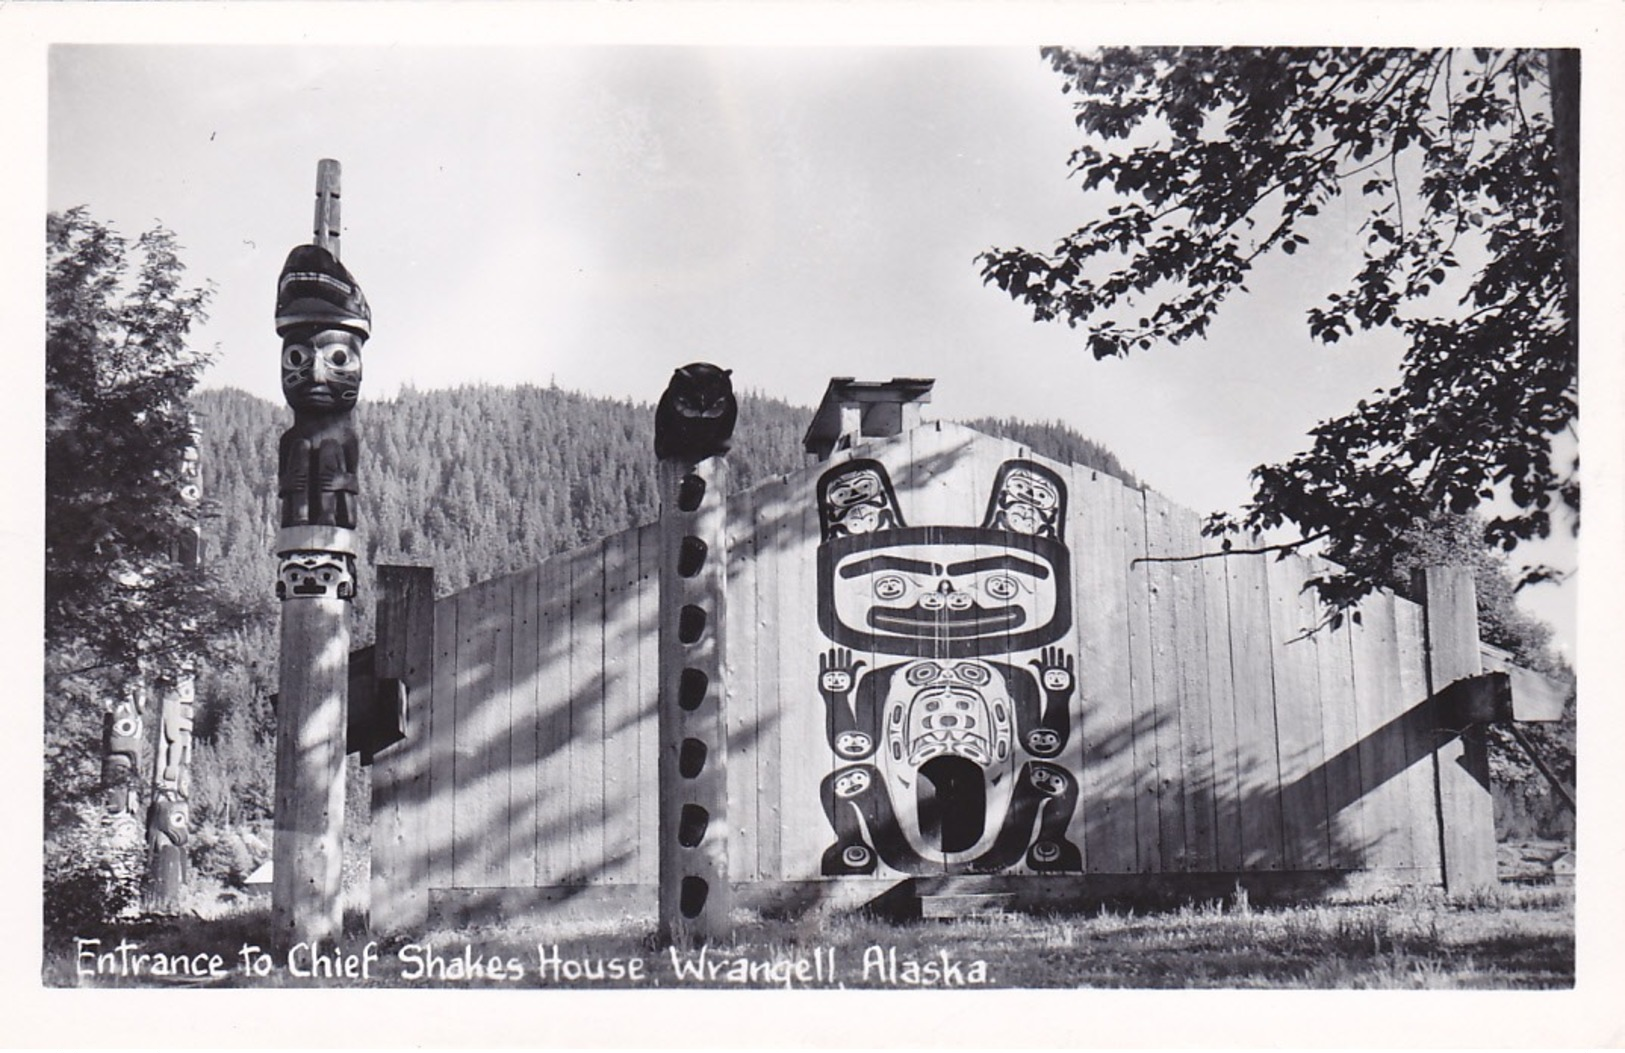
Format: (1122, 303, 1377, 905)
(979, 47, 1577, 612)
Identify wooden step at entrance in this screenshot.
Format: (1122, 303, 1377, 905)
(919, 892, 1018, 919)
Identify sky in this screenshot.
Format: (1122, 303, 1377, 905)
(37, 30, 1592, 652)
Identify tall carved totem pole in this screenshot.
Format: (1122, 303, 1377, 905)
(143, 424, 203, 910)
(271, 160, 369, 943)
(654, 363, 737, 944)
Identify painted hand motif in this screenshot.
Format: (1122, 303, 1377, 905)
(818, 648, 867, 700)
(1029, 647, 1075, 696)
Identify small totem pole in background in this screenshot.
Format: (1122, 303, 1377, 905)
(101, 684, 145, 818)
(143, 420, 203, 910)
(271, 159, 369, 944)
(654, 363, 737, 944)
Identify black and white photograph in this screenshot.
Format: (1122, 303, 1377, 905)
(9, 1, 1623, 1046)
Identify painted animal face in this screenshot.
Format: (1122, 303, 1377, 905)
(826, 532, 1064, 657)
(882, 659, 1014, 769)
(282, 328, 363, 411)
(817, 459, 1070, 657)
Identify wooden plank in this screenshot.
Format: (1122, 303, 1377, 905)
(1141, 492, 1204, 872)
(1120, 487, 1162, 872)
(1266, 553, 1332, 870)
(451, 575, 510, 888)
(1348, 591, 1411, 871)
(368, 564, 435, 934)
(600, 529, 643, 884)
(751, 479, 787, 881)
(634, 523, 661, 886)
(427, 595, 459, 889)
(568, 540, 608, 885)
(1394, 596, 1443, 881)
(1416, 567, 1495, 894)
(533, 550, 574, 886)
(1073, 470, 1136, 873)
(1308, 560, 1362, 870)
(776, 463, 826, 880)
(722, 486, 761, 882)
(1225, 551, 1284, 870)
(507, 565, 541, 889)
(1198, 535, 1243, 873)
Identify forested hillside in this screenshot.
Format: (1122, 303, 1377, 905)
(177, 383, 1144, 881)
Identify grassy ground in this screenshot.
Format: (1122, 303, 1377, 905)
(47, 880, 1572, 990)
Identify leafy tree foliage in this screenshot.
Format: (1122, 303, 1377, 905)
(979, 47, 1578, 611)
(46, 208, 231, 680)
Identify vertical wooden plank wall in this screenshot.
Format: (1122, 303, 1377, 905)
(1072, 467, 1136, 873)
(395, 424, 1466, 904)
(1417, 567, 1495, 893)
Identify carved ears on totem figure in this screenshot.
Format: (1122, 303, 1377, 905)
(818, 458, 1066, 543)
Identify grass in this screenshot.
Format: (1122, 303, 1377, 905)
(46, 882, 1573, 990)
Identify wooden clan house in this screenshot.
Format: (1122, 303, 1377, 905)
(350, 378, 1565, 931)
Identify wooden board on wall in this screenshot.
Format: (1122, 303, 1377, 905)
(1121, 487, 1162, 873)
(1308, 558, 1363, 870)
(600, 526, 644, 885)
(1072, 467, 1137, 874)
(427, 591, 459, 889)
(1266, 554, 1332, 871)
(451, 573, 513, 889)
(532, 547, 575, 887)
(724, 484, 764, 883)
(567, 540, 608, 885)
(1225, 548, 1284, 870)
(1143, 491, 1213, 872)
(507, 565, 542, 889)
(1393, 597, 1443, 880)
(1198, 533, 1244, 873)
(634, 523, 661, 886)
(1348, 590, 1413, 871)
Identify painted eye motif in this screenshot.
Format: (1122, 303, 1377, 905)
(112, 715, 140, 738)
(829, 473, 880, 506)
(326, 347, 350, 368)
(905, 662, 943, 686)
(953, 663, 991, 686)
(283, 346, 311, 369)
(985, 575, 1019, 600)
(1027, 729, 1061, 753)
(833, 769, 871, 797)
(1009, 473, 1059, 509)
(834, 732, 872, 757)
(842, 845, 872, 867)
(874, 575, 907, 601)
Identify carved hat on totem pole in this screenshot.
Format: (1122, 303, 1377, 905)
(275, 245, 371, 338)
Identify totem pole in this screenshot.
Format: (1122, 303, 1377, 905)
(654, 363, 736, 944)
(271, 159, 369, 944)
(101, 683, 145, 818)
(144, 421, 203, 910)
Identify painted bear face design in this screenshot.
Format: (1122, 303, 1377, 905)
(817, 460, 1070, 658)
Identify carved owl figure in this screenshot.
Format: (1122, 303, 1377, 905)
(654, 362, 737, 462)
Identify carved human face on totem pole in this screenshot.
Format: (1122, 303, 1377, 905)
(281, 327, 364, 412)
(815, 458, 1081, 876)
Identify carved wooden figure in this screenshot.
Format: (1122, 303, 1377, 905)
(656, 362, 736, 945)
(272, 159, 367, 947)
